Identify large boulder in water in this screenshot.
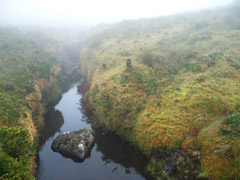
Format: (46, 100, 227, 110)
(51, 128, 95, 162)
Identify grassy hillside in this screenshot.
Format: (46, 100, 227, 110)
(0, 28, 61, 179)
(80, 5, 240, 179)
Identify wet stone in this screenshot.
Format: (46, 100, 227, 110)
(51, 129, 95, 162)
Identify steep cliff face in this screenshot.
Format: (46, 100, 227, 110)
(80, 6, 240, 179)
(25, 65, 61, 138)
(0, 28, 63, 179)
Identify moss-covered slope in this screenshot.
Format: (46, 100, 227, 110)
(80, 6, 240, 179)
(0, 28, 62, 179)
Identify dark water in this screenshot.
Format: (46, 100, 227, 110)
(37, 83, 148, 180)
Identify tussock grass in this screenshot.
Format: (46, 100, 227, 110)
(81, 5, 240, 179)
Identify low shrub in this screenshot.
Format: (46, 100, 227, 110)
(0, 127, 34, 158)
(220, 113, 240, 138)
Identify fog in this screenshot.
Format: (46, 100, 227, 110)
(0, 0, 235, 27)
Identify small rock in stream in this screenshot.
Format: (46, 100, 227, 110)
(51, 128, 95, 162)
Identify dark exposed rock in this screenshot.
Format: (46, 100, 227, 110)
(126, 58, 132, 70)
(51, 129, 95, 162)
(165, 89, 170, 93)
(176, 86, 181, 91)
(146, 113, 152, 117)
(146, 148, 205, 180)
(102, 63, 107, 69)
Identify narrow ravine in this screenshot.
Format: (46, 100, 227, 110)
(37, 82, 148, 180)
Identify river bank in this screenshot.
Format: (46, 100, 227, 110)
(79, 5, 240, 179)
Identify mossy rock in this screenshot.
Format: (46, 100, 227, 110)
(51, 129, 95, 162)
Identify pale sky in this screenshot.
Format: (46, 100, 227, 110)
(0, 0, 234, 26)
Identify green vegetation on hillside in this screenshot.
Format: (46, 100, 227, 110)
(0, 28, 61, 179)
(80, 5, 240, 179)
(0, 127, 35, 180)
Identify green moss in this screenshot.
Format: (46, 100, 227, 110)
(80, 6, 240, 180)
(0, 28, 60, 179)
(184, 63, 202, 73)
(41, 81, 62, 105)
(0, 127, 35, 180)
(0, 127, 35, 158)
(220, 113, 240, 138)
(146, 158, 169, 180)
(0, 95, 24, 125)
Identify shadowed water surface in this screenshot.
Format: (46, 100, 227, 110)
(37, 83, 148, 180)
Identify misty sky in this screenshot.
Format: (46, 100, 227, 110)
(0, 0, 234, 27)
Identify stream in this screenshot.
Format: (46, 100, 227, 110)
(36, 82, 148, 180)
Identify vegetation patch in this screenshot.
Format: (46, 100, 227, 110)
(220, 113, 240, 138)
(80, 5, 240, 180)
(0, 28, 61, 179)
(0, 127, 35, 180)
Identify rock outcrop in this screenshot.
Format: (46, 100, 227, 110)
(51, 129, 95, 162)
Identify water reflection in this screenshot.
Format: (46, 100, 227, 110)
(37, 83, 148, 180)
(38, 109, 64, 148)
(94, 129, 148, 175)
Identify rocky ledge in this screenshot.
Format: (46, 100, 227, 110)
(51, 128, 95, 162)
